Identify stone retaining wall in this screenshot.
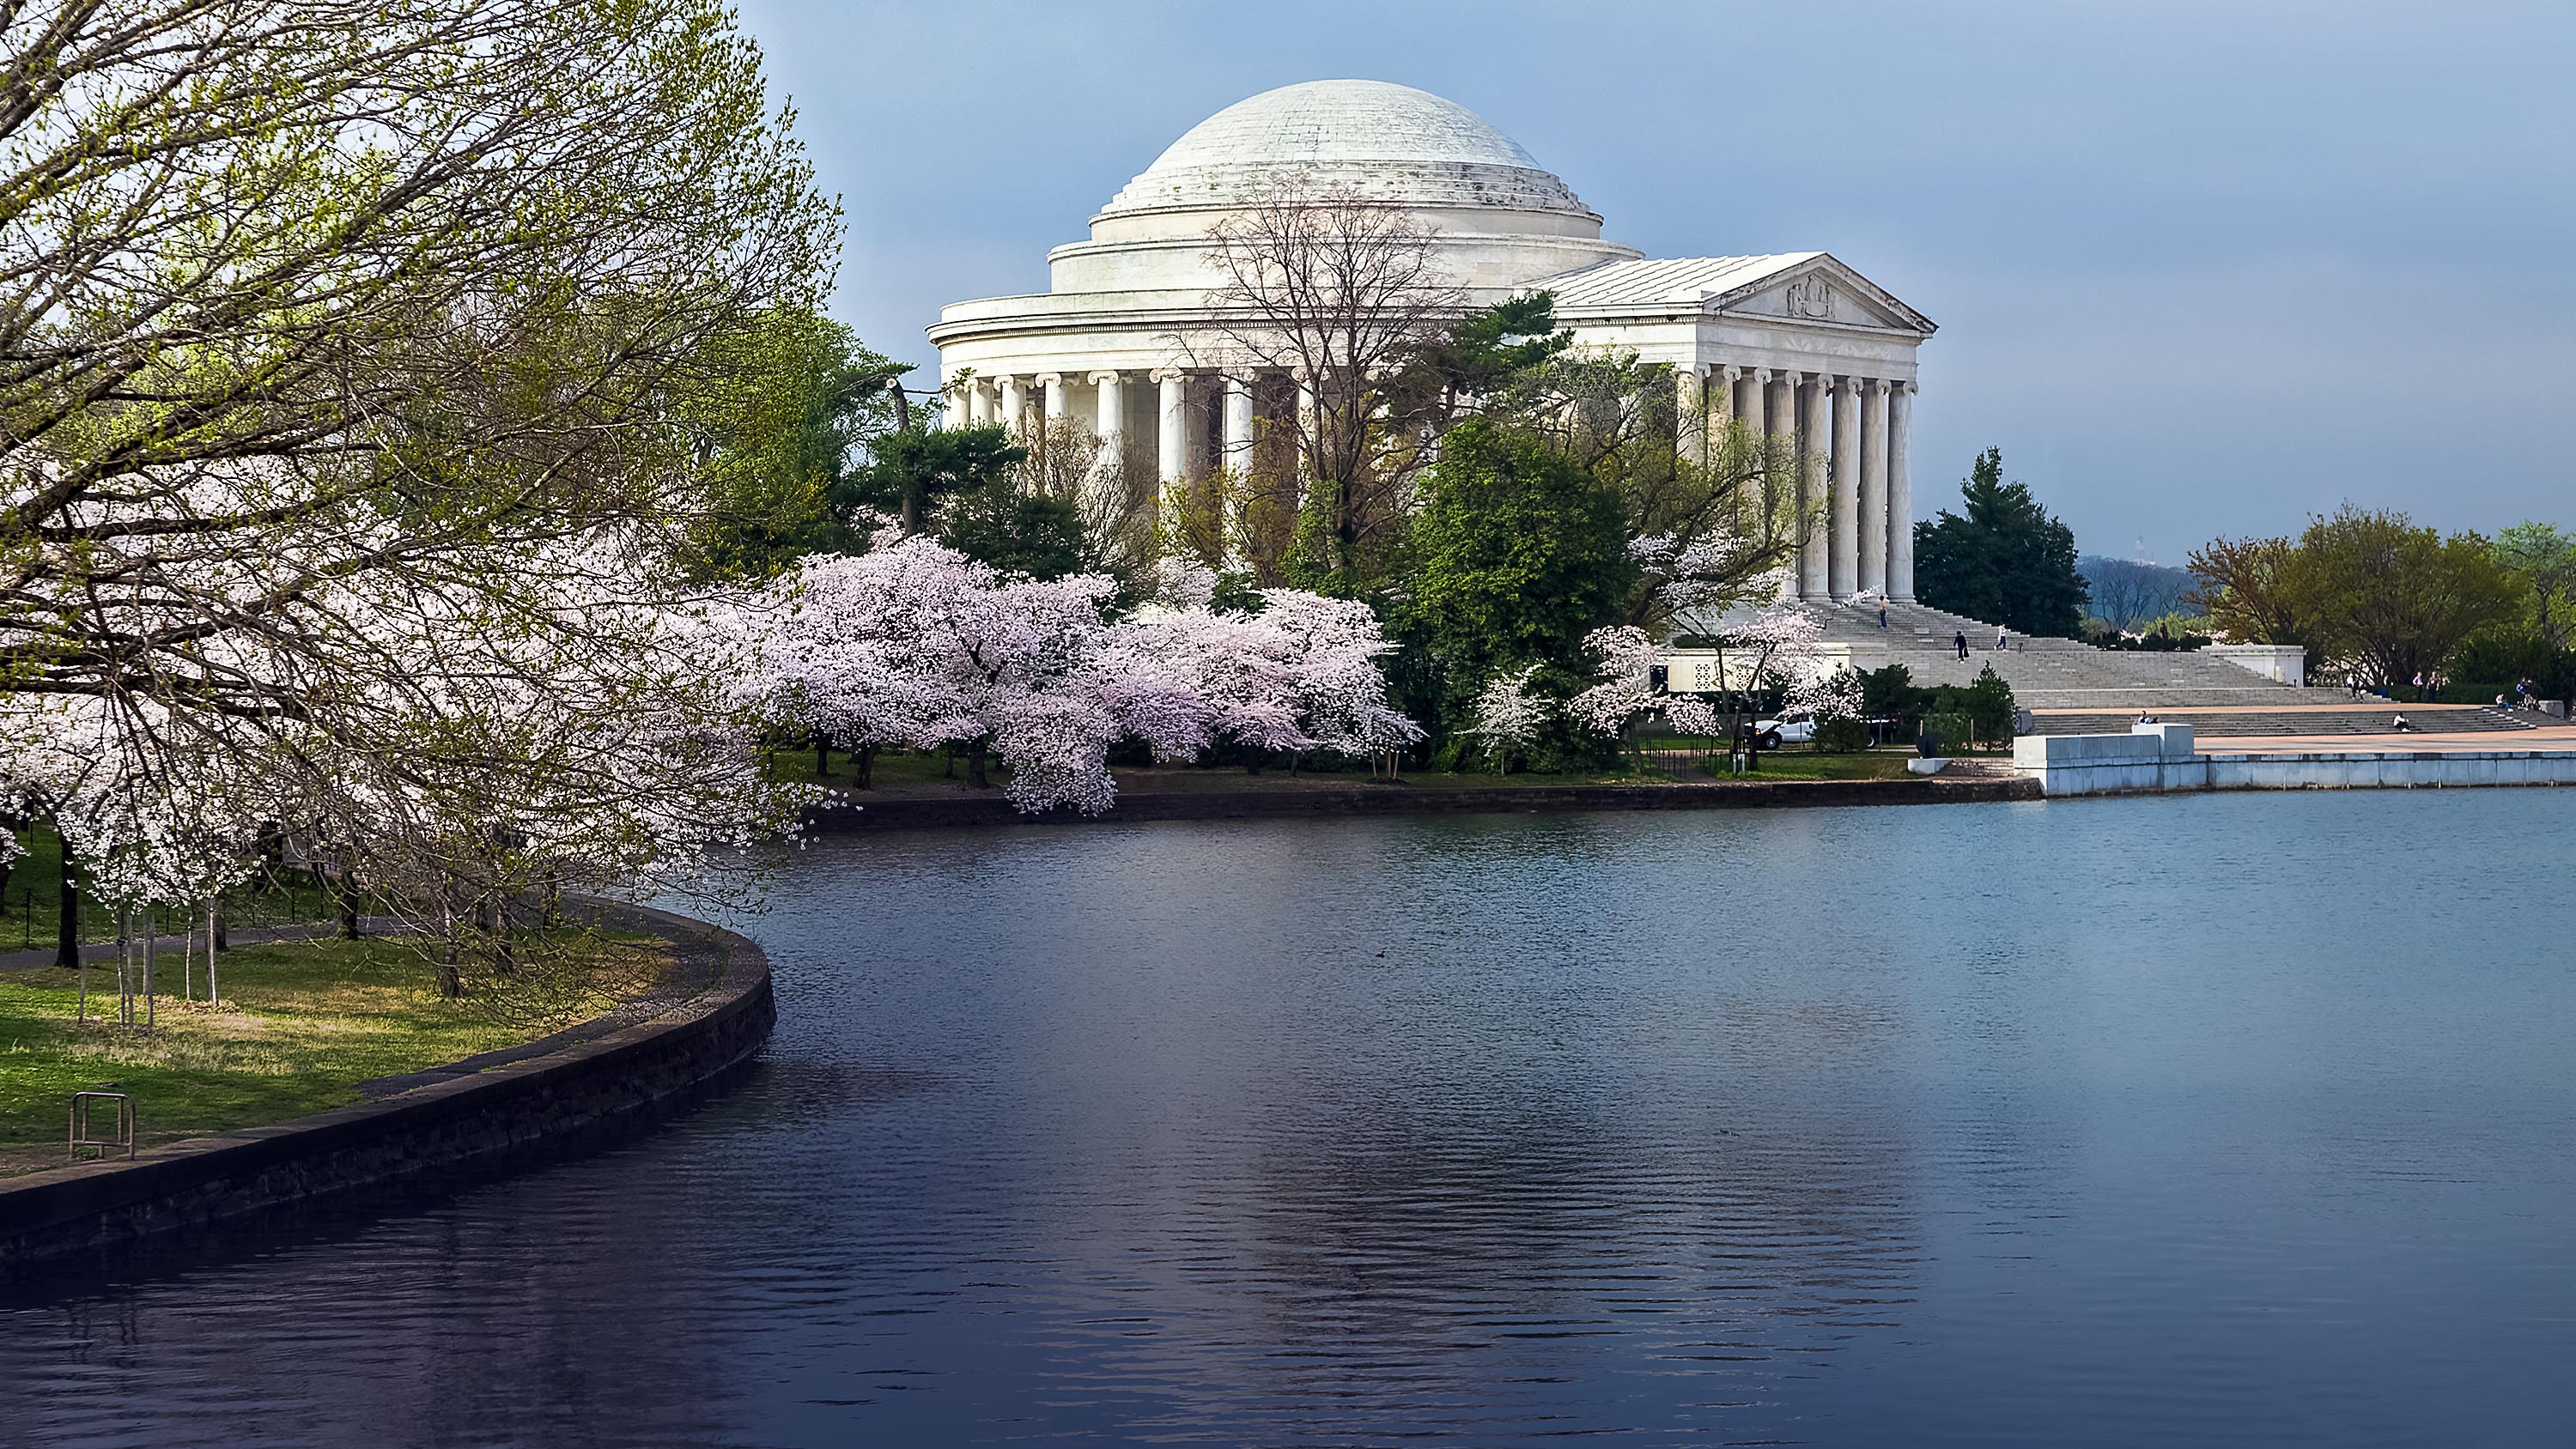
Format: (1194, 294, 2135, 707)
(2015, 724, 2576, 796)
(0, 904, 772, 1278)
(812, 775, 2040, 830)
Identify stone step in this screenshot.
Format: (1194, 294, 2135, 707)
(1684, 598, 2317, 712)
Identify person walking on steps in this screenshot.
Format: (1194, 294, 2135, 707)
(1878, 605, 1889, 628)
(1953, 631, 1968, 660)
(1996, 627, 2009, 652)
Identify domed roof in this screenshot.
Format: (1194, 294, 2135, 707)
(1097, 80, 1597, 222)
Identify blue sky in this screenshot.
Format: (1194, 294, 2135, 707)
(738, 0, 2572, 564)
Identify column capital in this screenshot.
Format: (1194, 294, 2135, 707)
(989, 372, 1018, 386)
(1151, 367, 1185, 385)
(1750, 367, 1773, 384)
(1898, 379, 1918, 395)
(1867, 377, 1893, 395)
(1087, 369, 1122, 385)
(1032, 372, 1061, 386)
(1719, 364, 1742, 383)
(1834, 373, 1861, 395)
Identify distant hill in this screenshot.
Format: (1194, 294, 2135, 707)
(2078, 555, 2195, 631)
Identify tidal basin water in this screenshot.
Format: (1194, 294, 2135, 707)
(8, 790, 2576, 1446)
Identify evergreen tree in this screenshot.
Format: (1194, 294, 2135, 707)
(1912, 448, 2089, 637)
(937, 481, 1095, 582)
(839, 426, 1027, 538)
(1399, 419, 1637, 735)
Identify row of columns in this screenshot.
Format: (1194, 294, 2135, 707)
(951, 368, 1297, 500)
(1678, 364, 1915, 604)
(951, 364, 1914, 604)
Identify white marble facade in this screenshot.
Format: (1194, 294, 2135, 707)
(928, 80, 1936, 602)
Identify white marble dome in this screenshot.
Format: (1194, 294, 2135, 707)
(1096, 80, 1598, 225)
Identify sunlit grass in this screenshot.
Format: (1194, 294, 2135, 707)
(0, 931, 674, 1173)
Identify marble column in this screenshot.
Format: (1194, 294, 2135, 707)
(998, 375, 1024, 433)
(1860, 379, 1889, 596)
(1831, 377, 1861, 597)
(1887, 382, 1917, 602)
(1037, 373, 1065, 422)
(971, 379, 996, 427)
(1089, 369, 1125, 500)
(1218, 376, 1255, 569)
(1155, 370, 1188, 496)
(1740, 367, 1769, 439)
(1709, 365, 1738, 469)
(1221, 376, 1255, 468)
(1797, 373, 1831, 599)
(1674, 367, 1706, 468)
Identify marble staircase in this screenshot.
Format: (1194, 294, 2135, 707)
(1701, 599, 2318, 710)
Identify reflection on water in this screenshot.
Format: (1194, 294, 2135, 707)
(6, 791, 2576, 1446)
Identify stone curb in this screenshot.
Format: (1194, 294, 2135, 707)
(808, 775, 2040, 831)
(0, 902, 773, 1278)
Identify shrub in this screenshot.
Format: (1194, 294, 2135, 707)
(1813, 715, 1872, 753)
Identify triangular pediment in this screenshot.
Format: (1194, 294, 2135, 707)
(1707, 254, 1935, 336)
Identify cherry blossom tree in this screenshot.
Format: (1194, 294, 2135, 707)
(1571, 603, 1859, 755)
(744, 538, 1419, 814)
(1458, 666, 1553, 774)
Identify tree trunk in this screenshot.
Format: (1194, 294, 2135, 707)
(56, 855, 78, 970)
(338, 852, 362, 938)
(855, 743, 877, 788)
(212, 899, 227, 953)
(438, 895, 463, 998)
(968, 739, 988, 789)
(815, 730, 830, 778)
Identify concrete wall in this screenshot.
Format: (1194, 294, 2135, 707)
(2013, 724, 2206, 796)
(0, 906, 773, 1277)
(813, 775, 2041, 831)
(2206, 643, 2308, 687)
(2204, 751, 2576, 790)
(2015, 726, 2576, 795)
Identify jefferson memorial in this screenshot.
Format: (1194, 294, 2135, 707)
(930, 79, 1936, 603)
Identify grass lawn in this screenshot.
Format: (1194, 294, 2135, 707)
(0, 930, 673, 1175)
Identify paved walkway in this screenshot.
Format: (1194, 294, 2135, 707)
(0, 916, 398, 974)
(2205, 725, 2576, 754)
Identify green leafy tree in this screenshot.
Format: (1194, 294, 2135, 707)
(2494, 521, 2576, 652)
(1912, 448, 2089, 637)
(1399, 419, 1637, 736)
(2296, 505, 2516, 687)
(1858, 663, 1926, 731)
(681, 309, 903, 578)
(2186, 533, 2318, 656)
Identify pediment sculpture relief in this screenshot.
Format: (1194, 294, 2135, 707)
(1783, 276, 1838, 320)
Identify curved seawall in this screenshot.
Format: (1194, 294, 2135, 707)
(0, 904, 772, 1277)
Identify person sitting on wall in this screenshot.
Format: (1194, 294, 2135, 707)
(2392, 713, 2414, 732)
